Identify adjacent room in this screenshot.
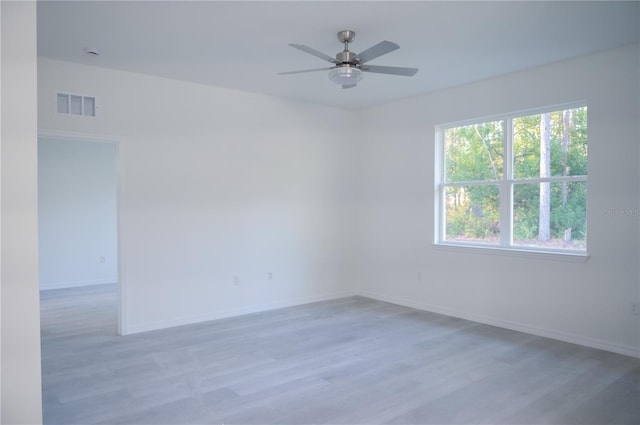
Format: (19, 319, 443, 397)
(1, 1, 639, 424)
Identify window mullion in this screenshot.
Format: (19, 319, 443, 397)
(500, 117, 513, 247)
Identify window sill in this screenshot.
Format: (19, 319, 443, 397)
(434, 242, 590, 262)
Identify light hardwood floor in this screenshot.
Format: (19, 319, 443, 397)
(41, 284, 639, 424)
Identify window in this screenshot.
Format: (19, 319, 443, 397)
(437, 104, 587, 255)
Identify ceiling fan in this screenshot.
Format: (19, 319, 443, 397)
(279, 30, 418, 89)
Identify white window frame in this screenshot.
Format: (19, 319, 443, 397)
(434, 102, 589, 262)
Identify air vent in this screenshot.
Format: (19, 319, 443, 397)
(56, 92, 95, 117)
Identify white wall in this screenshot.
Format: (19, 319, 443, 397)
(38, 58, 358, 334)
(356, 45, 640, 357)
(38, 46, 640, 357)
(1, 1, 43, 423)
(38, 137, 118, 290)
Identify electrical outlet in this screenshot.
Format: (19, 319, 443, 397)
(233, 276, 240, 286)
(268, 272, 273, 281)
(632, 302, 640, 316)
(417, 271, 422, 281)
(100, 256, 106, 264)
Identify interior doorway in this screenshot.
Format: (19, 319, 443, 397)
(37, 134, 122, 333)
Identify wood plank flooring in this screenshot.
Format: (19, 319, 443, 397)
(41, 284, 639, 424)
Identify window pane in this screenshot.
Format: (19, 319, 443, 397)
(83, 96, 95, 116)
(445, 121, 503, 182)
(513, 181, 587, 250)
(513, 106, 587, 179)
(445, 184, 500, 244)
(56, 93, 69, 114)
(70, 95, 83, 115)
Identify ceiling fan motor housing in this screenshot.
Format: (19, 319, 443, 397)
(336, 50, 357, 64)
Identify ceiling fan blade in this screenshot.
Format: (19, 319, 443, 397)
(342, 84, 357, 90)
(289, 43, 338, 63)
(278, 67, 335, 75)
(354, 40, 399, 64)
(361, 65, 419, 76)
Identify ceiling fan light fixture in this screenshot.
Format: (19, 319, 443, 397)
(328, 66, 362, 86)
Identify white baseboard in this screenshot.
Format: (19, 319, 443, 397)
(40, 278, 117, 291)
(124, 290, 358, 335)
(358, 289, 640, 359)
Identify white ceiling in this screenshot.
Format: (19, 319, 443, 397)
(37, 1, 639, 109)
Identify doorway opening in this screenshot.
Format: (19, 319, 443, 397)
(37, 134, 123, 334)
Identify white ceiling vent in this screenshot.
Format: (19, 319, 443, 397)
(57, 92, 95, 117)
